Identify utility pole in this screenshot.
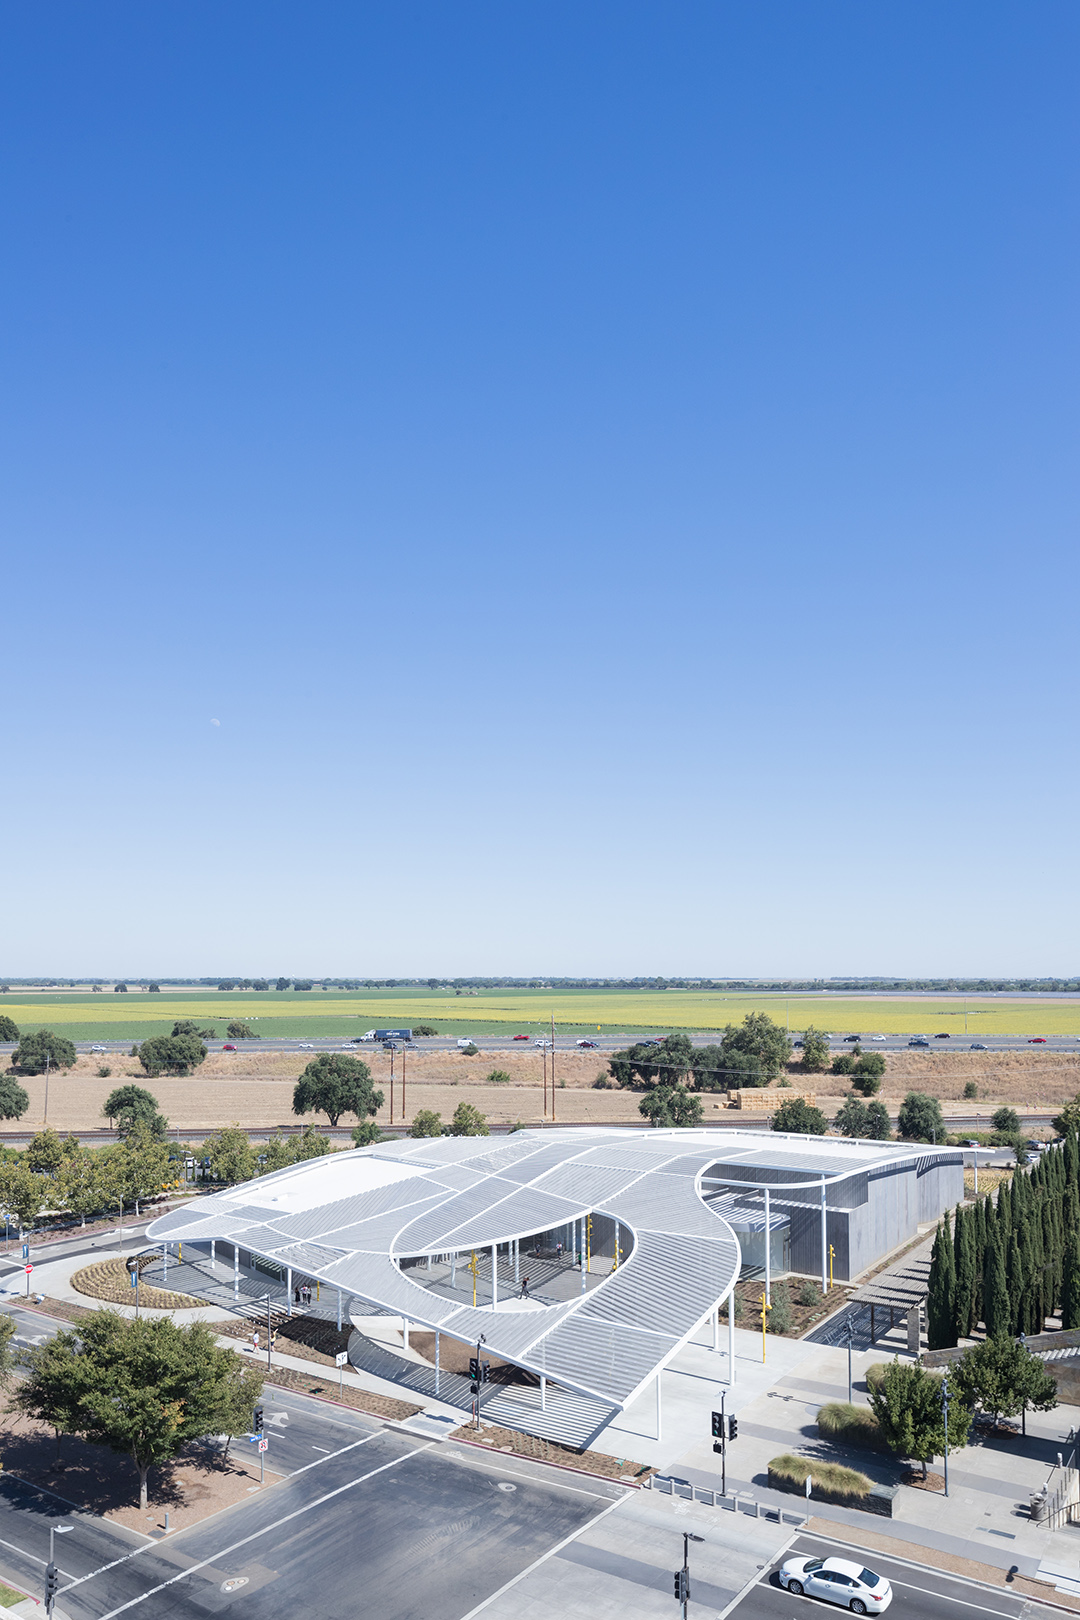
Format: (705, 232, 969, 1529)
(389, 1045, 395, 1125)
(43, 1052, 51, 1126)
(551, 1012, 556, 1121)
(845, 1313, 854, 1405)
(941, 1371, 951, 1496)
(401, 1039, 406, 1120)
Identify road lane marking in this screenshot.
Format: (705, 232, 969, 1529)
(89, 1443, 434, 1618)
(61, 1430, 386, 1594)
(456, 1494, 629, 1620)
(311, 1446, 331, 1452)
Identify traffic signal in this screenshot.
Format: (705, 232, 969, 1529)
(481, 1359, 490, 1385)
(44, 1562, 60, 1613)
(469, 1356, 481, 1381)
(673, 1571, 688, 1600)
(727, 1415, 738, 1441)
(710, 1410, 723, 1438)
(253, 1406, 264, 1434)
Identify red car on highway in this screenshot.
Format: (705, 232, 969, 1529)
(512, 1033, 529, 1040)
(1029, 1037, 1047, 1044)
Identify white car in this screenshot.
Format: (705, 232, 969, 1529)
(298, 1042, 315, 1050)
(778, 1554, 891, 1613)
(90, 1043, 109, 1052)
(456, 1037, 477, 1049)
(870, 1034, 887, 1042)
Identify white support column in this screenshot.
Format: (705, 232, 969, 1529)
(713, 1304, 720, 1352)
(540, 1374, 547, 1410)
(163, 1243, 168, 1282)
(337, 1287, 342, 1331)
(728, 1292, 736, 1385)
(427, 1253, 432, 1273)
(820, 1178, 828, 1293)
(514, 1238, 519, 1283)
(451, 1253, 457, 1288)
(211, 1239, 215, 1267)
(435, 1331, 440, 1396)
(233, 1244, 239, 1300)
(655, 1371, 662, 1441)
(287, 1267, 293, 1317)
(764, 1187, 771, 1306)
(491, 1244, 498, 1308)
(614, 1220, 621, 1269)
(403, 1319, 410, 1352)
(580, 1217, 587, 1295)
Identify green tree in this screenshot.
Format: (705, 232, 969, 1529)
(992, 1107, 1020, 1135)
(12, 1029, 76, 1074)
(409, 1110, 443, 1138)
(720, 1012, 792, 1081)
(101, 1084, 165, 1137)
(0, 1016, 19, 1043)
(258, 1126, 335, 1172)
(411, 1025, 439, 1037)
(638, 1085, 703, 1128)
(275, 977, 290, 991)
(227, 1021, 257, 1040)
(1062, 1228, 1080, 1330)
(58, 1146, 110, 1227)
(897, 1091, 945, 1143)
(868, 1360, 971, 1479)
(102, 1128, 171, 1215)
(1053, 1098, 1080, 1137)
(201, 1126, 257, 1184)
(982, 1232, 1011, 1337)
(0, 1077, 29, 1122)
(14, 1313, 263, 1508)
(447, 1102, 489, 1136)
(485, 1070, 512, 1085)
(865, 1101, 892, 1140)
(349, 1120, 384, 1146)
(926, 1216, 957, 1350)
(771, 1097, 828, 1135)
(114, 983, 128, 993)
(0, 1161, 50, 1234)
(834, 1095, 869, 1137)
(148, 983, 161, 993)
(851, 1054, 885, 1094)
(954, 1204, 978, 1340)
(293, 1054, 383, 1128)
(954, 1334, 1058, 1429)
(25, 1127, 70, 1175)
(830, 1054, 856, 1076)
(800, 1026, 831, 1073)
(137, 1033, 207, 1077)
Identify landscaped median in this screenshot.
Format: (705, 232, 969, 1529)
(767, 1453, 898, 1516)
(71, 1257, 202, 1311)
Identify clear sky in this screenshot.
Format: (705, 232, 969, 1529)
(2, 4, 1077, 978)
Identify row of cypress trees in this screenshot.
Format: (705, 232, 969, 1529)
(926, 1133, 1080, 1351)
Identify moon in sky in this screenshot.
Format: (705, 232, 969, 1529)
(210, 718, 221, 726)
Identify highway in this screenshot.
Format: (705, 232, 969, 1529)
(728, 1532, 1057, 1620)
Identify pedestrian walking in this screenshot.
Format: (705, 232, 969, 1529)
(250, 1330, 259, 1355)
(294, 1285, 300, 1305)
(519, 1276, 530, 1300)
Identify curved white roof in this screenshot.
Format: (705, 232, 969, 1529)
(150, 1127, 748, 1407)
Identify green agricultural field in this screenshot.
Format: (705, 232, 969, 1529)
(2, 987, 1080, 1041)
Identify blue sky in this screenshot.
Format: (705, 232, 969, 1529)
(2, 4, 1077, 977)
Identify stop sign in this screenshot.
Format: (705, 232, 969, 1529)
(23, 1263, 32, 1275)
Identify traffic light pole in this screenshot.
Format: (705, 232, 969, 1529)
(673, 1532, 702, 1618)
(720, 1391, 726, 1496)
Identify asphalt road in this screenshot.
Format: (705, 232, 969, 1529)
(0, 1335, 624, 1620)
(730, 1533, 1055, 1620)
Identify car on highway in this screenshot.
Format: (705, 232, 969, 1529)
(1029, 1037, 1047, 1044)
(970, 1042, 987, 1050)
(792, 1039, 804, 1049)
(512, 1034, 529, 1040)
(869, 1034, 887, 1042)
(935, 1032, 951, 1039)
(533, 1038, 551, 1049)
(457, 1038, 477, 1049)
(298, 1042, 315, 1050)
(638, 1037, 663, 1048)
(843, 1034, 861, 1043)
(778, 1553, 892, 1611)
(576, 1039, 598, 1048)
(965, 1139, 980, 1147)
(90, 1043, 109, 1052)
(908, 1037, 930, 1047)
(222, 1043, 237, 1051)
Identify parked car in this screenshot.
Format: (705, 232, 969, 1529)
(970, 1042, 987, 1050)
(222, 1043, 237, 1051)
(908, 1037, 930, 1047)
(576, 1039, 598, 1048)
(843, 1034, 861, 1043)
(778, 1554, 892, 1611)
(1029, 1037, 1047, 1044)
(512, 1034, 530, 1040)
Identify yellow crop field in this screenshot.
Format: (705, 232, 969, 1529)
(5, 988, 1080, 1038)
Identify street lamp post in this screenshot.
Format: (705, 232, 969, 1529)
(845, 1313, 854, 1406)
(46, 1524, 73, 1617)
(941, 1372, 950, 1497)
(677, 1532, 704, 1620)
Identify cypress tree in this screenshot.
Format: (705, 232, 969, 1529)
(1042, 1198, 1060, 1322)
(983, 1232, 1010, 1337)
(1062, 1228, 1080, 1331)
(954, 1203, 977, 1340)
(927, 1217, 957, 1350)
(1020, 1220, 1041, 1335)
(1007, 1232, 1026, 1336)
(997, 1177, 1012, 1238)
(1066, 1131, 1079, 1194)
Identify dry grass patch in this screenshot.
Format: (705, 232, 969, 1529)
(817, 1402, 887, 1450)
(768, 1453, 873, 1501)
(449, 1421, 650, 1478)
